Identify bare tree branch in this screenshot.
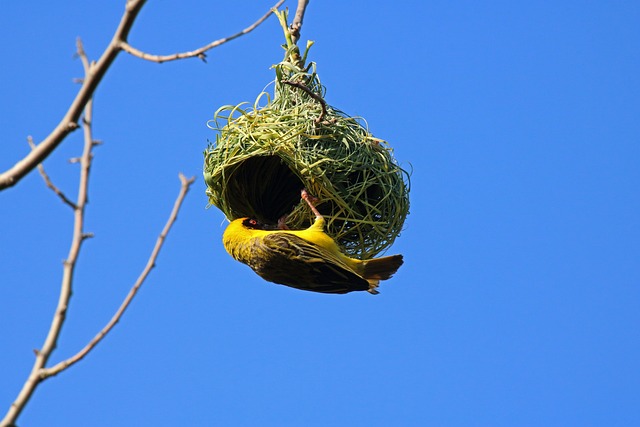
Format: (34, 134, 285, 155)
(0, 0, 281, 191)
(42, 173, 195, 378)
(290, 0, 309, 45)
(1, 53, 97, 426)
(2, 46, 195, 424)
(27, 136, 77, 210)
(2, 2, 291, 424)
(120, 0, 285, 63)
(0, 0, 147, 192)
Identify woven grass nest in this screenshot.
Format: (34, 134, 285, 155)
(203, 10, 410, 259)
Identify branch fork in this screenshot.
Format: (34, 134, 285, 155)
(0, 0, 284, 191)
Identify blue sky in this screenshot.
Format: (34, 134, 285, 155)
(1, 1, 639, 426)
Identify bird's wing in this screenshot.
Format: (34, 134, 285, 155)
(248, 232, 370, 294)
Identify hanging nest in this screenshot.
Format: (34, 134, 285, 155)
(203, 9, 410, 259)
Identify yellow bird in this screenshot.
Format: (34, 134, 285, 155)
(222, 190, 403, 294)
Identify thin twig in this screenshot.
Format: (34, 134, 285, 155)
(0, 0, 147, 191)
(281, 80, 327, 123)
(0, 52, 96, 427)
(290, 0, 309, 45)
(42, 173, 195, 378)
(119, 0, 284, 63)
(27, 136, 77, 210)
(75, 37, 91, 73)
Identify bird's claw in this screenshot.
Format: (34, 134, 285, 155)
(277, 214, 290, 230)
(301, 188, 323, 219)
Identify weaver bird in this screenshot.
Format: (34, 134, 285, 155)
(222, 189, 403, 294)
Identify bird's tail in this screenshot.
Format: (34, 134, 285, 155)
(362, 254, 404, 294)
(362, 254, 404, 280)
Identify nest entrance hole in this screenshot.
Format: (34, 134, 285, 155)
(225, 155, 304, 224)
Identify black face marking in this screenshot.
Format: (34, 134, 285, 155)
(242, 218, 281, 231)
(243, 218, 260, 229)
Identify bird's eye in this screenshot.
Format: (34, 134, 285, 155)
(243, 218, 260, 228)
(243, 218, 268, 229)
